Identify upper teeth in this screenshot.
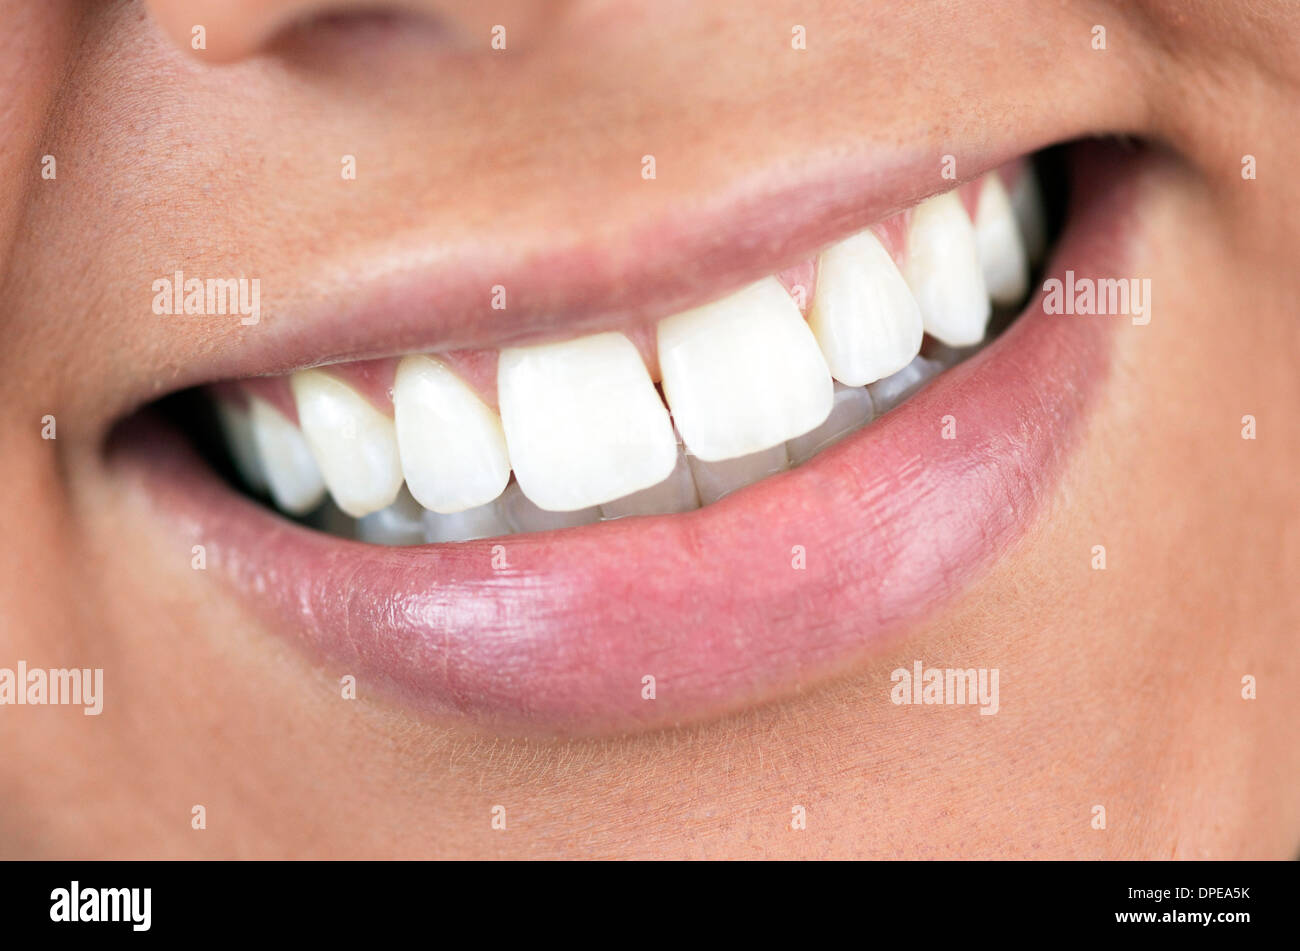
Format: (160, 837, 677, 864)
(225, 173, 1041, 538)
(289, 369, 404, 518)
(214, 399, 268, 496)
(497, 331, 678, 512)
(902, 190, 991, 347)
(658, 276, 834, 463)
(807, 228, 923, 386)
(974, 172, 1031, 307)
(392, 354, 511, 514)
(244, 395, 326, 515)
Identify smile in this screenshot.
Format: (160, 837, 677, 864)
(110, 138, 1144, 735)
(212, 163, 1036, 531)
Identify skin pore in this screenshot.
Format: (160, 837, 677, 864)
(0, 0, 1296, 857)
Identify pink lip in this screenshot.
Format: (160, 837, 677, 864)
(112, 143, 1140, 736)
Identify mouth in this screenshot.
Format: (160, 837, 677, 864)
(109, 137, 1145, 735)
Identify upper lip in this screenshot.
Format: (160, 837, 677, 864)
(119, 138, 1059, 421)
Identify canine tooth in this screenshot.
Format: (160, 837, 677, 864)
(688, 444, 788, 505)
(786, 383, 875, 465)
(393, 355, 511, 514)
(246, 396, 326, 515)
(214, 399, 267, 493)
(1011, 164, 1048, 265)
(600, 445, 699, 518)
(290, 369, 404, 518)
(903, 192, 990, 347)
(499, 482, 600, 533)
(808, 230, 923, 386)
(974, 174, 1030, 306)
(498, 332, 677, 512)
(658, 277, 833, 461)
(422, 500, 511, 543)
(866, 355, 942, 414)
(356, 487, 427, 546)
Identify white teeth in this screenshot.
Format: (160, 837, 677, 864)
(499, 482, 601, 533)
(866, 355, 942, 414)
(236, 174, 1032, 536)
(903, 192, 991, 347)
(808, 230, 923, 386)
(356, 487, 428, 546)
(497, 332, 678, 512)
(214, 400, 267, 493)
(422, 500, 510, 543)
(289, 370, 404, 518)
(392, 354, 511, 514)
(600, 444, 700, 518)
(974, 174, 1030, 307)
(1010, 165, 1048, 265)
(786, 382, 875, 465)
(658, 277, 833, 462)
(246, 396, 327, 515)
(688, 444, 788, 505)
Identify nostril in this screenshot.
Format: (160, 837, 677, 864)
(143, 0, 553, 64)
(269, 5, 462, 58)
(141, 0, 436, 64)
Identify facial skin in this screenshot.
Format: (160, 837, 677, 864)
(0, 0, 1296, 858)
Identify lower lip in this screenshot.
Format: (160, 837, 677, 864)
(113, 143, 1141, 736)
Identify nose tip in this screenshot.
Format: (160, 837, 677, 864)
(142, 0, 564, 63)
